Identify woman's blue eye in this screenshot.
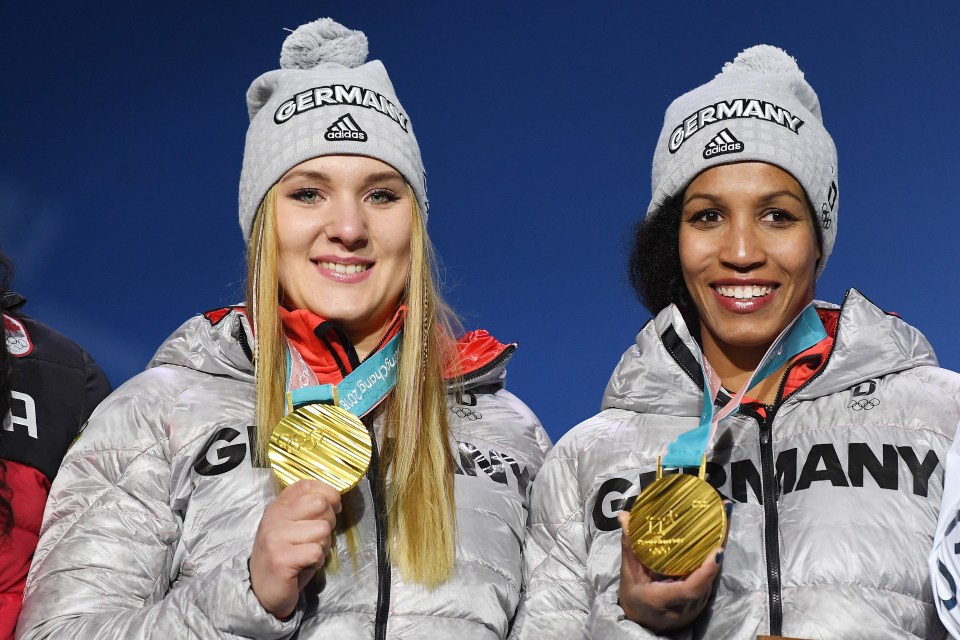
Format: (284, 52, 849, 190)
(368, 189, 400, 204)
(293, 188, 321, 204)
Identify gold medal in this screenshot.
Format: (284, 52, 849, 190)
(628, 456, 725, 577)
(269, 403, 372, 493)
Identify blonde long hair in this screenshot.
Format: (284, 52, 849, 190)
(246, 185, 460, 586)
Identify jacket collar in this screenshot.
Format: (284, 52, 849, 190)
(280, 306, 405, 385)
(797, 289, 937, 399)
(601, 288, 937, 414)
(150, 305, 519, 388)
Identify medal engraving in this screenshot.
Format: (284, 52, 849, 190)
(269, 403, 372, 493)
(628, 457, 725, 576)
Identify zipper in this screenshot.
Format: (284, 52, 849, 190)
(364, 419, 391, 640)
(364, 313, 405, 363)
(772, 354, 821, 406)
(749, 403, 784, 635)
(738, 307, 841, 635)
(739, 354, 827, 635)
(234, 315, 254, 363)
(459, 344, 516, 386)
(355, 311, 404, 637)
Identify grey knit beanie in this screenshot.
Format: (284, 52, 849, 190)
(648, 45, 838, 276)
(238, 18, 427, 241)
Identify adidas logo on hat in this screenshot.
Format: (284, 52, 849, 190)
(703, 128, 743, 159)
(325, 114, 368, 141)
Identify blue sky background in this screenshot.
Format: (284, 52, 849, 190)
(2, 2, 958, 443)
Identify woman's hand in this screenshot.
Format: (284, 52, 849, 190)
(250, 479, 342, 619)
(616, 510, 723, 632)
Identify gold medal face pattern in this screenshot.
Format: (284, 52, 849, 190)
(269, 403, 372, 493)
(628, 464, 726, 577)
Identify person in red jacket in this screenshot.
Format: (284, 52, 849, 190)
(0, 252, 111, 639)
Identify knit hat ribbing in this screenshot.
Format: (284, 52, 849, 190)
(238, 18, 428, 242)
(648, 45, 838, 276)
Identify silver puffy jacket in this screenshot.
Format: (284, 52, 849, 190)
(16, 308, 551, 640)
(512, 290, 960, 639)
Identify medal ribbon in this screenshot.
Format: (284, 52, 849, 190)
(284, 330, 402, 418)
(662, 304, 826, 468)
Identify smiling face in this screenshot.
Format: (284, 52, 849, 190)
(274, 155, 413, 353)
(679, 162, 821, 365)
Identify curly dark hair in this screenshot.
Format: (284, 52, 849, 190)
(0, 251, 14, 539)
(627, 194, 697, 328)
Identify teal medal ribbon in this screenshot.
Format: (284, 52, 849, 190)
(284, 330, 402, 416)
(662, 304, 827, 468)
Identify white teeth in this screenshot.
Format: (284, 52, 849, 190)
(319, 261, 369, 274)
(716, 285, 774, 299)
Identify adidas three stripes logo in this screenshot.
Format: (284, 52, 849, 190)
(325, 114, 368, 142)
(702, 128, 743, 158)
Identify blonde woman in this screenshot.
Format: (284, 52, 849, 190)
(16, 19, 549, 640)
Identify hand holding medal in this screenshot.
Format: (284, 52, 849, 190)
(250, 477, 342, 619)
(251, 331, 402, 618)
(617, 508, 726, 632)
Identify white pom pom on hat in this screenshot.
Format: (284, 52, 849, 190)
(647, 44, 838, 277)
(718, 44, 823, 120)
(719, 44, 803, 76)
(279, 18, 369, 70)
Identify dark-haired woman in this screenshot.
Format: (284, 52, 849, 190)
(0, 252, 110, 639)
(17, 18, 549, 640)
(512, 46, 960, 638)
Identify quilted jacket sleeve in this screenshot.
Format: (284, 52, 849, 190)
(931, 420, 960, 636)
(14, 381, 300, 640)
(511, 438, 680, 640)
